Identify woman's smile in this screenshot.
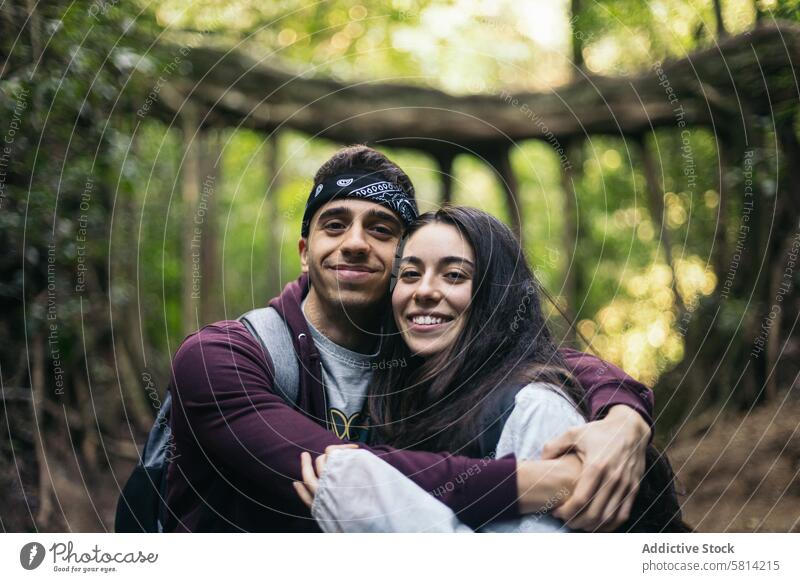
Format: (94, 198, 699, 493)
(405, 311, 456, 333)
(392, 222, 475, 357)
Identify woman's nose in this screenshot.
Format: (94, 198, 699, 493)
(413, 275, 442, 302)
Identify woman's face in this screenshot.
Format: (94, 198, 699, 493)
(392, 222, 475, 357)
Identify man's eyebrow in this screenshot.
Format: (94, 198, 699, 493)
(366, 208, 402, 227)
(316, 206, 353, 222)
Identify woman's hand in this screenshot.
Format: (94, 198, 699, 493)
(516, 453, 583, 515)
(541, 405, 650, 531)
(293, 444, 359, 509)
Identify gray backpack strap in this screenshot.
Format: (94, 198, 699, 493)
(239, 307, 300, 406)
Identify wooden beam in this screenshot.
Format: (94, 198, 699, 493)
(143, 23, 800, 150)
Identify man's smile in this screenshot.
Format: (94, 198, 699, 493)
(327, 263, 379, 282)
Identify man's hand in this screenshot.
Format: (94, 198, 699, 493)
(293, 444, 358, 509)
(540, 405, 651, 531)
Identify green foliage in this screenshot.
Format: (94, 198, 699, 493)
(4, 0, 798, 397)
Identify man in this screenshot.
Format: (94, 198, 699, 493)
(165, 145, 653, 532)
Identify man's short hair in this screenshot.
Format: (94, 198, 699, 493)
(313, 145, 415, 201)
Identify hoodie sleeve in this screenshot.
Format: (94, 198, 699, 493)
(169, 321, 519, 528)
(559, 347, 654, 428)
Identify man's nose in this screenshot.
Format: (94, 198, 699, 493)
(340, 223, 370, 256)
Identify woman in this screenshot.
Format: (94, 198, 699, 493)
(294, 206, 687, 533)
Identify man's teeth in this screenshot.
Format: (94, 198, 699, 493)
(412, 315, 447, 325)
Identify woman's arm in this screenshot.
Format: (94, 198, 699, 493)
(297, 383, 587, 532)
(481, 383, 586, 532)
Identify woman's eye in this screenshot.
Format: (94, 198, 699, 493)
(445, 271, 466, 281)
(400, 270, 420, 279)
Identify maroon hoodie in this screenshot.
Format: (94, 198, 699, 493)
(164, 275, 653, 532)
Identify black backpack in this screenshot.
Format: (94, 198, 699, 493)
(114, 307, 300, 532)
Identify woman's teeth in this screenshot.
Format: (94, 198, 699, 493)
(412, 315, 447, 325)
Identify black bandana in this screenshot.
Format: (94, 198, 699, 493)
(301, 170, 418, 237)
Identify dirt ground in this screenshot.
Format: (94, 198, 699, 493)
(666, 394, 800, 532)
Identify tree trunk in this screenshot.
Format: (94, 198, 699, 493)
(199, 130, 222, 324)
(570, 0, 585, 72)
(31, 331, 54, 529)
(436, 152, 455, 206)
(637, 134, 687, 314)
(265, 131, 283, 299)
(560, 142, 581, 331)
(713, 0, 728, 38)
(181, 105, 201, 335)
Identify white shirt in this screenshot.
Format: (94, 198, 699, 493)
(311, 382, 587, 533)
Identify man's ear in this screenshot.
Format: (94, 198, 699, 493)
(299, 237, 309, 273)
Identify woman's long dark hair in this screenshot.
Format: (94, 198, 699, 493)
(368, 205, 586, 456)
(369, 205, 689, 532)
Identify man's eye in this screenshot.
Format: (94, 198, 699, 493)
(371, 225, 394, 236)
(325, 221, 346, 231)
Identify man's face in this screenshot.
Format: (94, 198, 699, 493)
(300, 198, 403, 312)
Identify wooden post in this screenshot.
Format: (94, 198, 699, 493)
(436, 152, 455, 206)
(486, 148, 522, 239)
(560, 143, 581, 331)
(636, 134, 687, 314)
(570, 0, 585, 71)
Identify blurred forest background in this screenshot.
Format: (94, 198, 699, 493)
(1, 0, 799, 532)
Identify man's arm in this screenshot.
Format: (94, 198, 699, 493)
(545, 348, 654, 531)
(560, 347, 653, 426)
(169, 321, 518, 528)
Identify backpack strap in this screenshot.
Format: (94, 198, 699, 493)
(476, 382, 529, 459)
(239, 306, 300, 406)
